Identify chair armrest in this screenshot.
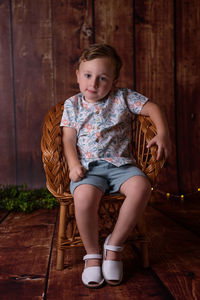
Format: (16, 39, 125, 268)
(41, 102, 72, 201)
(135, 115, 165, 184)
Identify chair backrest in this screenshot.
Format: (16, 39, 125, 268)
(41, 101, 165, 199)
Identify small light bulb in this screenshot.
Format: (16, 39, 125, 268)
(151, 187, 154, 191)
(180, 194, 184, 200)
(166, 193, 170, 198)
(198, 188, 200, 192)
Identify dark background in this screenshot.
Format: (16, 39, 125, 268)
(0, 0, 199, 194)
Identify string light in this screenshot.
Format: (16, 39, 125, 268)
(151, 187, 200, 201)
(180, 194, 184, 201)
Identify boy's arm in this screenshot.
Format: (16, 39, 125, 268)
(62, 127, 86, 182)
(140, 101, 171, 160)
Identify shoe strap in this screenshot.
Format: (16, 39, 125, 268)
(83, 254, 102, 261)
(104, 244, 124, 252)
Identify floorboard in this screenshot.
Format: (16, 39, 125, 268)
(0, 194, 200, 300)
(0, 210, 10, 223)
(0, 209, 58, 300)
(46, 227, 173, 300)
(151, 193, 200, 236)
(145, 206, 200, 300)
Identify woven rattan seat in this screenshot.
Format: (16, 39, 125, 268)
(41, 101, 165, 270)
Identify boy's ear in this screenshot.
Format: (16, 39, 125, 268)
(76, 69, 79, 83)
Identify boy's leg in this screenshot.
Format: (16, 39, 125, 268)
(106, 175, 151, 260)
(73, 184, 103, 266)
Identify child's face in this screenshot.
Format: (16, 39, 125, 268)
(76, 57, 116, 103)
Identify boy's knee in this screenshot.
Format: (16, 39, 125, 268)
(120, 175, 151, 196)
(74, 188, 89, 211)
(73, 184, 102, 212)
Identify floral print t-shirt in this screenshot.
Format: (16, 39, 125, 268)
(60, 88, 148, 169)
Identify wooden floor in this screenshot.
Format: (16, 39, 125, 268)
(0, 193, 200, 300)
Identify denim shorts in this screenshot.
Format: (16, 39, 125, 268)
(70, 160, 147, 196)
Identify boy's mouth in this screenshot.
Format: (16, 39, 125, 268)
(87, 89, 97, 94)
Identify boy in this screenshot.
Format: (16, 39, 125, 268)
(60, 44, 171, 288)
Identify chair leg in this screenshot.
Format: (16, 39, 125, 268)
(56, 203, 67, 270)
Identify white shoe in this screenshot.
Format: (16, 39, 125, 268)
(102, 234, 124, 285)
(82, 254, 104, 288)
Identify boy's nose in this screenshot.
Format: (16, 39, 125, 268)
(91, 77, 98, 88)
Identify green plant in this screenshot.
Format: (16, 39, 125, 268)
(0, 184, 58, 213)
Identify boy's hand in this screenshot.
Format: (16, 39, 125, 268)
(69, 164, 86, 182)
(147, 134, 171, 161)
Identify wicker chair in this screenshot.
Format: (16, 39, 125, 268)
(41, 101, 165, 270)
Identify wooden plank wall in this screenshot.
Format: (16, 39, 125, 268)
(0, 0, 199, 194)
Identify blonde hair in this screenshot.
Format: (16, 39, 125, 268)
(78, 44, 122, 80)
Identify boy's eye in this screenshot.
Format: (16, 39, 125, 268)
(100, 76, 107, 81)
(84, 73, 91, 78)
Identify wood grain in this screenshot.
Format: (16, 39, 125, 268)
(46, 225, 172, 299)
(1, 201, 200, 299)
(0, 209, 58, 300)
(151, 192, 200, 236)
(95, 0, 134, 88)
(145, 206, 200, 300)
(0, 211, 10, 224)
(0, 0, 16, 185)
(0, 0, 199, 193)
(176, 0, 200, 193)
(11, 0, 54, 188)
(52, 0, 94, 103)
(135, 0, 178, 193)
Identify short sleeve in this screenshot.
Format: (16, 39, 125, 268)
(60, 98, 77, 129)
(125, 89, 148, 114)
